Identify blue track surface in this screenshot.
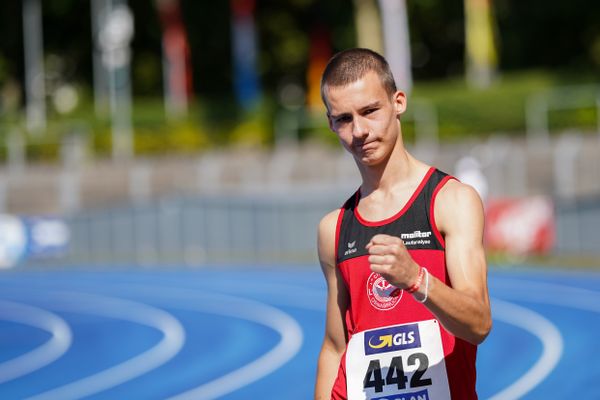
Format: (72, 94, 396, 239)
(0, 265, 599, 399)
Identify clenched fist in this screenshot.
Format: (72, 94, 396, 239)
(366, 234, 421, 290)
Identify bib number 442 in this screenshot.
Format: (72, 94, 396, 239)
(363, 352, 432, 393)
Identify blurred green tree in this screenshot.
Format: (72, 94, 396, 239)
(1, 0, 599, 102)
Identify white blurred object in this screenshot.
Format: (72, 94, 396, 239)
(379, 0, 413, 94)
(98, 2, 134, 160)
(99, 4, 134, 69)
(31, 220, 70, 248)
(0, 215, 27, 269)
(454, 156, 489, 202)
(53, 84, 79, 114)
(26, 217, 71, 259)
(23, 0, 47, 133)
(553, 132, 583, 200)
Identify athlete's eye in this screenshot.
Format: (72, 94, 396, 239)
(336, 115, 352, 124)
(364, 108, 378, 115)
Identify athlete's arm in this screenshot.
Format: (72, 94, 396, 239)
(314, 210, 349, 400)
(367, 180, 491, 345)
(423, 180, 491, 344)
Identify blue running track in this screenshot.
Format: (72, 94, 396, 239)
(0, 265, 599, 399)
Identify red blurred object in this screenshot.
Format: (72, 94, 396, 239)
(231, 0, 255, 17)
(156, 0, 193, 110)
(484, 196, 555, 255)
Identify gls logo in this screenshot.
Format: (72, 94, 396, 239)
(364, 324, 421, 355)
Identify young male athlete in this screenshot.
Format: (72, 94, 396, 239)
(314, 48, 492, 400)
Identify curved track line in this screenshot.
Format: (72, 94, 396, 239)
(25, 291, 185, 400)
(4, 272, 592, 399)
(108, 285, 304, 400)
(486, 298, 563, 400)
(0, 300, 72, 384)
(186, 280, 567, 400)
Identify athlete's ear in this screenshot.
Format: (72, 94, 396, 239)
(393, 91, 407, 116)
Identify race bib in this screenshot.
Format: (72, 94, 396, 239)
(346, 320, 450, 400)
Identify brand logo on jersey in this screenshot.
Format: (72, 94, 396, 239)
(344, 240, 358, 256)
(401, 230, 432, 247)
(401, 230, 432, 239)
(372, 389, 429, 400)
(366, 272, 402, 310)
(364, 324, 421, 355)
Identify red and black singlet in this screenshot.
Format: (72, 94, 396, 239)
(331, 167, 478, 400)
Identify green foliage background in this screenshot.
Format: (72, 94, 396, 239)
(0, 0, 598, 160)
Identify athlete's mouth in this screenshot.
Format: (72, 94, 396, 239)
(357, 140, 377, 151)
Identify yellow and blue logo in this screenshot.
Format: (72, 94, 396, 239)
(364, 324, 421, 355)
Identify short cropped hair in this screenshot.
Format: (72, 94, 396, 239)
(320, 48, 397, 107)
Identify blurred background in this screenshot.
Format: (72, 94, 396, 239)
(1, 1, 600, 399)
(0, 0, 598, 268)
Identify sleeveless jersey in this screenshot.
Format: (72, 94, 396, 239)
(331, 167, 477, 400)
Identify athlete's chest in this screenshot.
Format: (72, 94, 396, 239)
(337, 207, 442, 265)
(354, 189, 417, 222)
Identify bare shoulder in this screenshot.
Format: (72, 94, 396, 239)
(318, 209, 341, 269)
(319, 209, 341, 232)
(437, 179, 483, 208)
(435, 179, 484, 235)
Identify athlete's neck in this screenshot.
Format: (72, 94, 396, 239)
(358, 139, 419, 196)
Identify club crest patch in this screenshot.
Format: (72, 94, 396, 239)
(366, 272, 402, 310)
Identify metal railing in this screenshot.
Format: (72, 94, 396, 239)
(20, 187, 599, 268)
(58, 192, 343, 266)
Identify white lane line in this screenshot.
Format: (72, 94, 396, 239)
(487, 298, 563, 400)
(0, 300, 72, 384)
(107, 285, 304, 400)
(25, 291, 185, 400)
(201, 280, 568, 400)
(485, 278, 600, 400)
(7, 274, 586, 399)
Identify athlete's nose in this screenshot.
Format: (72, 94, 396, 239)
(352, 117, 369, 140)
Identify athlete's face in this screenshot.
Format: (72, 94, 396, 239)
(324, 71, 406, 166)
